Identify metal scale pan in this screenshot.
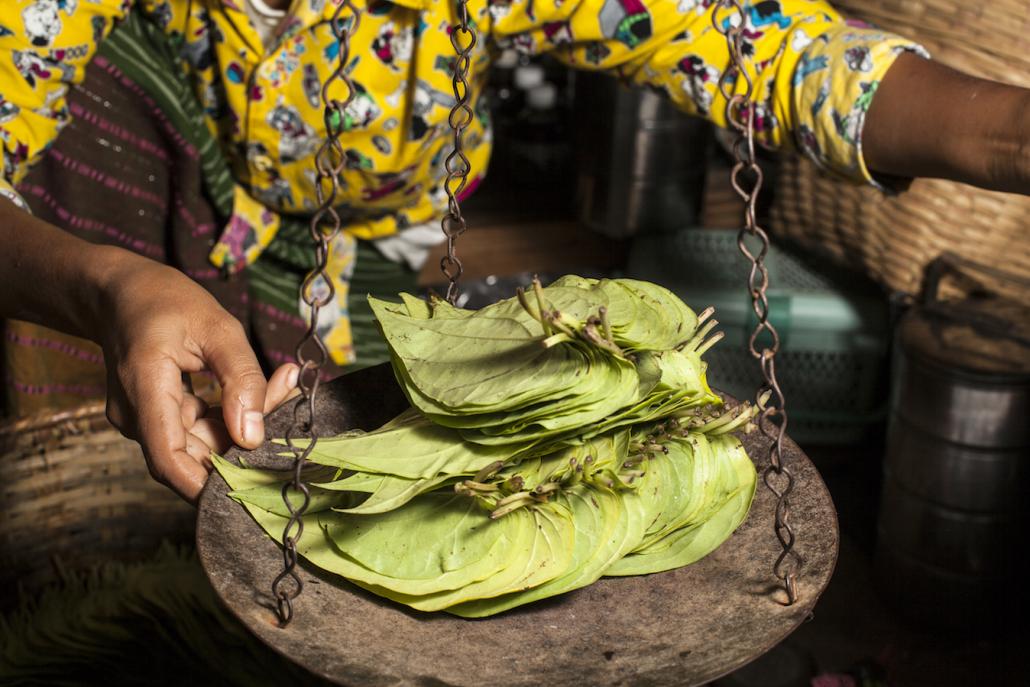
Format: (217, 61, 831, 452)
(196, 363, 838, 687)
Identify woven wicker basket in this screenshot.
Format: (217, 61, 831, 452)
(770, 0, 1030, 300)
(0, 404, 195, 605)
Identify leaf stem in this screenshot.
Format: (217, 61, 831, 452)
(490, 493, 537, 519)
(694, 331, 725, 356)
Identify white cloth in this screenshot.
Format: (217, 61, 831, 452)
(373, 223, 448, 272)
(244, 0, 287, 49)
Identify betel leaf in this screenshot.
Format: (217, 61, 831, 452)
(603, 484, 755, 577)
(600, 279, 699, 352)
(319, 473, 456, 515)
(357, 503, 577, 612)
(604, 434, 757, 576)
(218, 456, 515, 597)
(319, 492, 518, 594)
(448, 483, 632, 618)
(229, 483, 354, 517)
(634, 435, 712, 551)
(641, 434, 727, 551)
(428, 344, 639, 434)
(297, 414, 524, 479)
(371, 298, 574, 411)
(547, 274, 597, 289)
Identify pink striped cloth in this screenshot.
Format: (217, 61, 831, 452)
(2, 49, 331, 417)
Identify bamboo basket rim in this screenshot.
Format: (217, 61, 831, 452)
(847, 6, 1030, 61)
(0, 402, 109, 441)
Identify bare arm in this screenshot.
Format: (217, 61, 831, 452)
(864, 52, 1030, 194)
(0, 198, 294, 503)
(0, 198, 114, 340)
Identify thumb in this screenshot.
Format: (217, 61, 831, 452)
(201, 318, 268, 449)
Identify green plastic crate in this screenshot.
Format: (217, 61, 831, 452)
(624, 228, 890, 445)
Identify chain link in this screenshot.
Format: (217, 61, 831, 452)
(440, 0, 477, 305)
(269, 0, 791, 625)
(272, 0, 477, 623)
(272, 0, 360, 627)
(713, 0, 801, 606)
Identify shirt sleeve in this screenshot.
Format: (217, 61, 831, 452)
(487, 0, 926, 188)
(0, 0, 132, 211)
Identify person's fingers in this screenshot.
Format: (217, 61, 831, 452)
(190, 417, 233, 456)
(126, 356, 209, 503)
(181, 392, 209, 428)
(184, 362, 299, 459)
(185, 431, 215, 471)
(264, 363, 301, 414)
(198, 318, 268, 450)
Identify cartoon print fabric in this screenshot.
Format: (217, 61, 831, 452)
(0, 0, 923, 363)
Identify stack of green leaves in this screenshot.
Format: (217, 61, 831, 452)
(215, 276, 759, 617)
(370, 277, 721, 446)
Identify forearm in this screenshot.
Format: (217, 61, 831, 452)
(864, 52, 1030, 194)
(0, 197, 135, 343)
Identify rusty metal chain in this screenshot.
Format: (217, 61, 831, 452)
(440, 0, 477, 304)
(713, 0, 801, 606)
(272, 0, 360, 627)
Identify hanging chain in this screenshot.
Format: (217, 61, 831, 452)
(713, 1, 801, 606)
(272, 0, 360, 627)
(440, 0, 477, 304)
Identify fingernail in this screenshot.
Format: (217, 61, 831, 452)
(287, 365, 300, 389)
(243, 410, 264, 445)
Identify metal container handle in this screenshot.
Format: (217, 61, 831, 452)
(921, 252, 1030, 305)
(920, 252, 1030, 347)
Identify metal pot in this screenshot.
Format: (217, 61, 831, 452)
(874, 255, 1030, 629)
(885, 415, 1026, 513)
(890, 331, 1030, 448)
(572, 71, 710, 238)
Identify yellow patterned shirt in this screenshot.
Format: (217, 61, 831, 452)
(0, 0, 923, 362)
